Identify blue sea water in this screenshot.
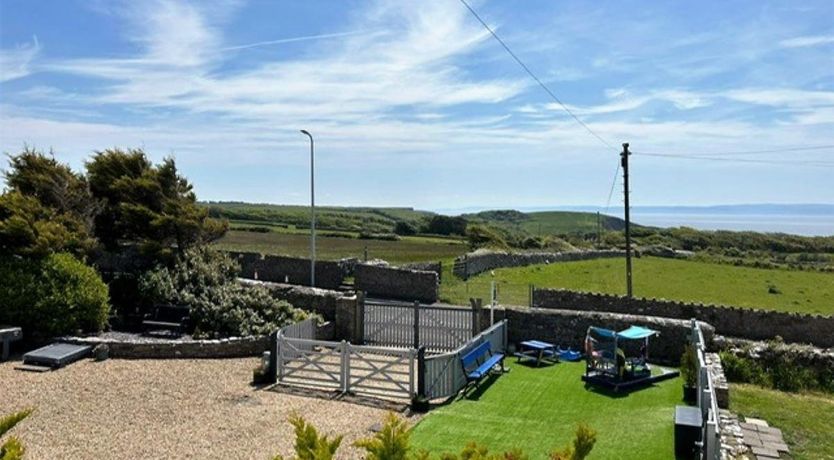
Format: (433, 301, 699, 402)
(630, 212, 834, 236)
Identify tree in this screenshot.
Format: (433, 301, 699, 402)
(86, 148, 227, 257)
(0, 191, 95, 257)
(426, 215, 467, 236)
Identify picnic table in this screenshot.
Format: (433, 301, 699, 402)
(514, 340, 559, 366)
(0, 326, 23, 361)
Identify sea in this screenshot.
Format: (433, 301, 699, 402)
(629, 212, 834, 236)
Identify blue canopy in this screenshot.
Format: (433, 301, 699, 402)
(617, 326, 659, 340)
(587, 326, 617, 339)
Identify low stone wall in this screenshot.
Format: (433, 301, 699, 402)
(354, 264, 438, 303)
(533, 288, 834, 348)
(242, 279, 346, 321)
(227, 251, 345, 289)
(61, 335, 269, 359)
(453, 249, 625, 278)
(716, 336, 834, 388)
(481, 306, 713, 365)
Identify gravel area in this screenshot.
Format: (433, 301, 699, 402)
(0, 358, 393, 459)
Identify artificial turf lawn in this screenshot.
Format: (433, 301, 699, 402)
(439, 256, 834, 315)
(731, 384, 834, 460)
(410, 361, 680, 459)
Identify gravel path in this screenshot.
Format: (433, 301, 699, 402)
(0, 358, 391, 459)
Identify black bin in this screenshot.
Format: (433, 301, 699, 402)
(674, 405, 702, 458)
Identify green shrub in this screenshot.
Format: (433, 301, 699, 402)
(0, 253, 109, 339)
(273, 413, 343, 460)
(680, 345, 699, 388)
(548, 423, 597, 460)
(719, 352, 769, 386)
(0, 409, 33, 460)
(139, 246, 306, 338)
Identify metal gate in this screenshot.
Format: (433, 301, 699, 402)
(363, 301, 476, 351)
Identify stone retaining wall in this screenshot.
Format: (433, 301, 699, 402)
(227, 251, 345, 289)
(354, 264, 438, 303)
(453, 249, 625, 278)
(61, 335, 270, 359)
(481, 306, 713, 365)
(533, 288, 834, 348)
(402, 261, 443, 280)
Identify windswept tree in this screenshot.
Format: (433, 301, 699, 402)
(86, 148, 227, 258)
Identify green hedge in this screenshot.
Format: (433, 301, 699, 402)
(0, 253, 110, 339)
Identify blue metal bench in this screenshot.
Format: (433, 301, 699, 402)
(461, 341, 505, 385)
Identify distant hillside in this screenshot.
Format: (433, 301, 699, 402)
(464, 209, 632, 234)
(200, 201, 619, 236)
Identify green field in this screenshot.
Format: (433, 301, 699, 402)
(411, 361, 679, 459)
(520, 211, 628, 234)
(213, 229, 466, 265)
(731, 384, 834, 459)
(440, 257, 834, 315)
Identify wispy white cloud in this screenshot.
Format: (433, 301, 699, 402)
(0, 36, 40, 82)
(779, 35, 834, 48)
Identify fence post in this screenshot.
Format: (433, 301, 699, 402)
(413, 301, 421, 349)
(529, 284, 534, 307)
(502, 319, 508, 351)
(268, 330, 279, 383)
(438, 260, 442, 283)
(277, 333, 285, 381)
(469, 298, 482, 337)
(416, 346, 426, 398)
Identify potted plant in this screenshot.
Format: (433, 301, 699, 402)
(680, 345, 698, 403)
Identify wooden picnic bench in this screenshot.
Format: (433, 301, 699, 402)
(461, 341, 505, 387)
(142, 305, 190, 336)
(514, 340, 559, 366)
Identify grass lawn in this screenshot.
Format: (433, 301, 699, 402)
(439, 256, 834, 315)
(410, 361, 680, 459)
(213, 229, 467, 265)
(731, 384, 834, 460)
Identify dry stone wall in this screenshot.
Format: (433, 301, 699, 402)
(453, 249, 625, 278)
(61, 335, 270, 359)
(239, 279, 347, 321)
(354, 264, 439, 303)
(481, 306, 713, 365)
(533, 288, 834, 348)
(227, 251, 345, 289)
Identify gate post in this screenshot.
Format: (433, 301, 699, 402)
(413, 301, 420, 349)
(469, 298, 482, 337)
(355, 291, 366, 343)
(268, 330, 279, 383)
(416, 346, 426, 398)
(341, 341, 350, 394)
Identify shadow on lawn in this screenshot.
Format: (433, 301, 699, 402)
(582, 382, 663, 399)
(459, 373, 502, 401)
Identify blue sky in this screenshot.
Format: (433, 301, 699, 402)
(1, 0, 833, 210)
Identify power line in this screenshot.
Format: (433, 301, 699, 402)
(458, 0, 616, 151)
(633, 152, 834, 168)
(635, 144, 834, 157)
(603, 162, 620, 215)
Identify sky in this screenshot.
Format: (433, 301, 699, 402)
(1, 0, 833, 210)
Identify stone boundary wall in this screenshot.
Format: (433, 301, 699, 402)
(354, 264, 438, 303)
(227, 251, 345, 289)
(453, 249, 625, 278)
(533, 288, 834, 348)
(716, 335, 834, 381)
(402, 261, 442, 280)
(60, 335, 269, 359)
(480, 306, 713, 365)
(240, 279, 348, 321)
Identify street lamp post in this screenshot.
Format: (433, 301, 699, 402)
(300, 130, 315, 287)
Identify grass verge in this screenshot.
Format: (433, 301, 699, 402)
(731, 384, 834, 459)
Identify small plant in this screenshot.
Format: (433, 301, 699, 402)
(354, 412, 412, 460)
(548, 423, 597, 460)
(1, 408, 33, 460)
(272, 413, 342, 460)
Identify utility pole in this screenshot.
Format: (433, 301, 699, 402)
(596, 211, 601, 248)
(300, 130, 316, 287)
(621, 142, 633, 298)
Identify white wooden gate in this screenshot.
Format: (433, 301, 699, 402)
(363, 301, 476, 351)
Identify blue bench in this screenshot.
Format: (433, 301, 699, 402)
(461, 341, 505, 385)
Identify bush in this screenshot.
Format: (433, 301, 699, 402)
(139, 246, 306, 338)
(549, 424, 597, 460)
(719, 352, 769, 387)
(680, 345, 699, 388)
(1, 409, 33, 460)
(273, 413, 343, 460)
(0, 253, 109, 339)
(393, 221, 418, 236)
